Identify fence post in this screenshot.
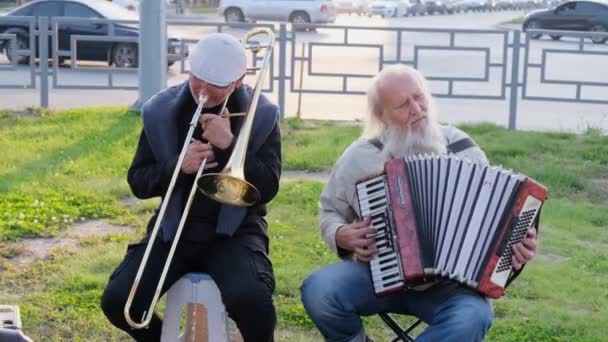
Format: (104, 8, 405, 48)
(508, 30, 521, 130)
(277, 23, 287, 121)
(135, 0, 167, 111)
(38, 16, 49, 108)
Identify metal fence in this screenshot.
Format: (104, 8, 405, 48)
(1, 17, 607, 129)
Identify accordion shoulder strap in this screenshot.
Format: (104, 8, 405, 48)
(367, 137, 477, 154)
(446, 137, 476, 154)
(368, 138, 384, 151)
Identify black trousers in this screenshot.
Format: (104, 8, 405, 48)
(100, 233, 276, 342)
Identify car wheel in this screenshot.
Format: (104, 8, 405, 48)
(290, 11, 311, 31)
(524, 20, 542, 39)
(550, 34, 561, 40)
(590, 25, 607, 44)
(5, 35, 29, 65)
(291, 11, 310, 23)
(112, 43, 138, 68)
(224, 8, 244, 22)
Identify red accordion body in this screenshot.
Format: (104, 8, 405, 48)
(356, 155, 547, 299)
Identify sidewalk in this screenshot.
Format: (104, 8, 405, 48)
(1, 86, 606, 134)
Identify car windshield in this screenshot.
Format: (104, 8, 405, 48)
(88, 0, 139, 20)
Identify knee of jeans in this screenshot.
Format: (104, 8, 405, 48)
(300, 271, 335, 315)
(452, 300, 493, 337)
(300, 272, 319, 306)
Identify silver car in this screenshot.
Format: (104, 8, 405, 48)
(336, 0, 368, 15)
(219, 0, 336, 24)
(367, 0, 409, 17)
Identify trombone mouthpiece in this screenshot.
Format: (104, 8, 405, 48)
(198, 94, 208, 105)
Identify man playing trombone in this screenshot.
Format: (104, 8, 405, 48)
(101, 32, 281, 341)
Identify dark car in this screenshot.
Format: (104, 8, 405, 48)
(0, 0, 183, 67)
(424, 0, 448, 14)
(522, 0, 608, 44)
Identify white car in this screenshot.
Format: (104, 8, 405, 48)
(219, 0, 336, 24)
(335, 0, 368, 15)
(367, 0, 408, 17)
(112, 0, 184, 15)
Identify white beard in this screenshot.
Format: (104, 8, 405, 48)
(383, 120, 447, 159)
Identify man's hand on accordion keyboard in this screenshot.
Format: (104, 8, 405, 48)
(335, 217, 378, 262)
(512, 227, 538, 271)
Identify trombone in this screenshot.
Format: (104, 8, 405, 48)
(124, 27, 275, 329)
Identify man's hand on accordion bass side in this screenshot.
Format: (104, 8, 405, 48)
(335, 217, 378, 262)
(512, 227, 538, 271)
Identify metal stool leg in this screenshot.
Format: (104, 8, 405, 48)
(378, 313, 422, 342)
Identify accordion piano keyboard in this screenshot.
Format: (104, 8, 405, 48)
(357, 175, 405, 294)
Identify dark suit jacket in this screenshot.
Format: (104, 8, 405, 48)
(128, 81, 281, 241)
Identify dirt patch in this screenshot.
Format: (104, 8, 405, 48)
(282, 170, 330, 183)
(571, 305, 599, 314)
(0, 220, 133, 271)
(537, 251, 567, 263)
(590, 178, 608, 192)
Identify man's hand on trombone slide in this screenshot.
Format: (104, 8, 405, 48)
(181, 140, 217, 174)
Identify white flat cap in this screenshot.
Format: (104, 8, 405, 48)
(189, 33, 247, 87)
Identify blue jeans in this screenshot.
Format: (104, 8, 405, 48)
(301, 260, 493, 342)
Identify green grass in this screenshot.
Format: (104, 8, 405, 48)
(282, 118, 362, 171)
(0, 109, 607, 341)
(0, 107, 140, 241)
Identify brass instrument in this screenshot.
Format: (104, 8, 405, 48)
(197, 27, 276, 206)
(123, 27, 275, 329)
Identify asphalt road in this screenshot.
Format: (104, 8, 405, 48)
(1, 10, 607, 132)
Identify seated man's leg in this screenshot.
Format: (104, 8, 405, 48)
(204, 234, 276, 342)
(391, 282, 493, 342)
(300, 260, 387, 342)
(100, 240, 188, 341)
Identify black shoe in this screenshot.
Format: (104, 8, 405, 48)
(365, 336, 375, 342)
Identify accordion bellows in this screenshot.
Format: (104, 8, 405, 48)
(356, 155, 548, 298)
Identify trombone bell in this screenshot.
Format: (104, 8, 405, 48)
(197, 173, 260, 206)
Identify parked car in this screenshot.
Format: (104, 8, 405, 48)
(367, 0, 408, 17)
(424, 0, 448, 13)
(404, 0, 427, 15)
(219, 0, 336, 24)
(112, 0, 138, 11)
(335, 0, 368, 15)
(0, 0, 184, 67)
(523, 0, 608, 43)
(452, 0, 490, 11)
(112, 0, 186, 15)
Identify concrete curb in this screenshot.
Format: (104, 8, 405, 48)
(494, 23, 522, 31)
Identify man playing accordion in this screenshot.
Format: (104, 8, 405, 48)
(300, 65, 538, 342)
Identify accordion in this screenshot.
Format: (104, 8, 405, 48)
(356, 155, 548, 299)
